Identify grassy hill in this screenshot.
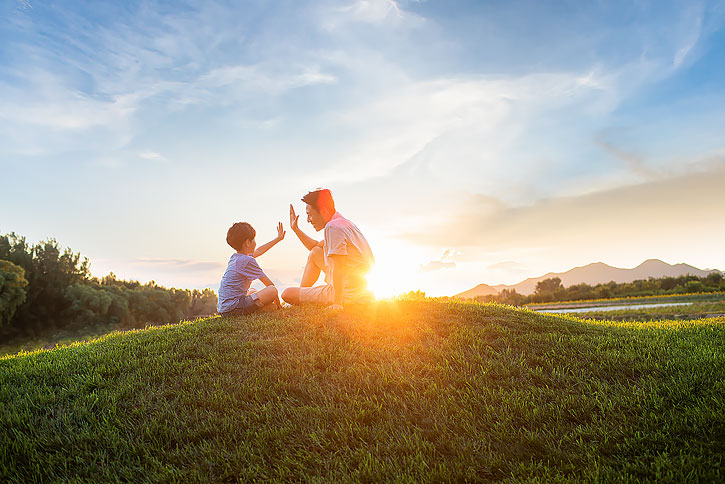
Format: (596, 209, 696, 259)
(1, 301, 723, 483)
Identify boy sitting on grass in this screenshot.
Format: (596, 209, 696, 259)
(217, 221, 285, 316)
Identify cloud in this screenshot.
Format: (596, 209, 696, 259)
(441, 249, 461, 261)
(594, 130, 657, 180)
(90, 257, 226, 290)
(323, 0, 423, 29)
(400, 156, 725, 254)
(418, 260, 456, 273)
(488, 261, 524, 271)
(417, 247, 460, 273)
(671, 3, 705, 69)
(132, 258, 224, 271)
(310, 68, 623, 209)
(0, 2, 338, 157)
(138, 151, 170, 163)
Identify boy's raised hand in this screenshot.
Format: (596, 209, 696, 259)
(277, 222, 286, 241)
(289, 204, 300, 231)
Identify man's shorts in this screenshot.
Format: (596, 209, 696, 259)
(221, 292, 262, 316)
(299, 284, 374, 305)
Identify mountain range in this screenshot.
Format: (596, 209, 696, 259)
(455, 259, 722, 298)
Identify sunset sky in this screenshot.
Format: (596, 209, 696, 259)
(2, 0, 724, 297)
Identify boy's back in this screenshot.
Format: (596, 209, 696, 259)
(217, 253, 266, 314)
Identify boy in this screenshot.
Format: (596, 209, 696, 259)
(217, 221, 284, 316)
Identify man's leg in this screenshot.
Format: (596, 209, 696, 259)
(281, 286, 300, 305)
(282, 246, 326, 305)
(300, 246, 325, 287)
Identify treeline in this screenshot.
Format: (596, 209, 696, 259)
(0, 233, 217, 338)
(472, 273, 725, 306)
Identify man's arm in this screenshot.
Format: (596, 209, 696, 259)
(328, 254, 348, 309)
(290, 204, 320, 251)
(253, 222, 285, 258)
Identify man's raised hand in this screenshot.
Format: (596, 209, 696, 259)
(289, 204, 300, 232)
(277, 222, 286, 241)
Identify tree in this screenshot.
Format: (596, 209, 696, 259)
(498, 289, 526, 306)
(188, 289, 218, 318)
(0, 260, 29, 326)
(0, 233, 90, 332)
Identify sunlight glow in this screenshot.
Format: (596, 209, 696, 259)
(364, 235, 426, 299)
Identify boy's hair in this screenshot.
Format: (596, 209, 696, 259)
(302, 188, 335, 214)
(226, 222, 256, 251)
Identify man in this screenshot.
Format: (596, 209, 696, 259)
(281, 189, 374, 310)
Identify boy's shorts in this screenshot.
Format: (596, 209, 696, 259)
(222, 292, 262, 316)
(299, 284, 374, 305)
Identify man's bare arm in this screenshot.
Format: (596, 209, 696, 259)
(290, 204, 320, 251)
(254, 222, 285, 258)
(259, 275, 275, 287)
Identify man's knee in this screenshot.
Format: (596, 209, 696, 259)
(281, 287, 299, 304)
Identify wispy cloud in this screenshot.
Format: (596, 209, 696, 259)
(418, 260, 455, 273)
(138, 151, 170, 163)
(418, 248, 460, 273)
(314, 70, 616, 198)
(0, 1, 338, 157)
(132, 258, 224, 271)
(594, 130, 657, 181)
(323, 0, 423, 29)
(400, 156, 725, 254)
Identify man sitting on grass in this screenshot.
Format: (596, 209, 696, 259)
(281, 189, 374, 310)
(217, 221, 284, 316)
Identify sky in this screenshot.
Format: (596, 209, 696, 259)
(2, 0, 725, 297)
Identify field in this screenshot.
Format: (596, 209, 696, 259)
(1, 301, 723, 482)
(526, 291, 725, 310)
(527, 292, 725, 322)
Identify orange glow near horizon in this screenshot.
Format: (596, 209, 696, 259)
(364, 236, 426, 299)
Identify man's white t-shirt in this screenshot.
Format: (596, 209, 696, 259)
(323, 212, 374, 296)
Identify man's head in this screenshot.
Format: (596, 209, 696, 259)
(302, 188, 336, 232)
(226, 222, 256, 254)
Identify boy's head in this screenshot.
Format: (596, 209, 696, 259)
(302, 188, 335, 232)
(226, 222, 256, 254)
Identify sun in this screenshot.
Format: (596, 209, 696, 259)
(364, 237, 424, 299)
(366, 265, 404, 299)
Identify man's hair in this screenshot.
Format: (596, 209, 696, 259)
(302, 188, 335, 214)
(226, 222, 256, 251)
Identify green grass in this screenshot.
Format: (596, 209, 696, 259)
(1, 301, 723, 483)
(0, 320, 123, 357)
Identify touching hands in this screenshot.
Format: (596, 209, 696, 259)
(289, 204, 299, 232)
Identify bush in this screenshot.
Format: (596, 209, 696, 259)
(0, 260, 28, 326)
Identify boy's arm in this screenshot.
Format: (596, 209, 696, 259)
(327, 255, 348, 310)
(290, 204, 321, 251)
(253, 222, 285, 258)
(259, 275, 275, 287)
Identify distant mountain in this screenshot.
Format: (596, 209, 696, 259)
(456, 283, 500, 299)
(456, 259, 722, 298)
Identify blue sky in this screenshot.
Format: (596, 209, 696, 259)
(2, 0, 724, 296)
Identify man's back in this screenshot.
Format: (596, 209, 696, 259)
(323, 212, 374, 276)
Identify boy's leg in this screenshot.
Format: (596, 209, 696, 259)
(256, 285, 281, 310)
(300, 246, 325, 287)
